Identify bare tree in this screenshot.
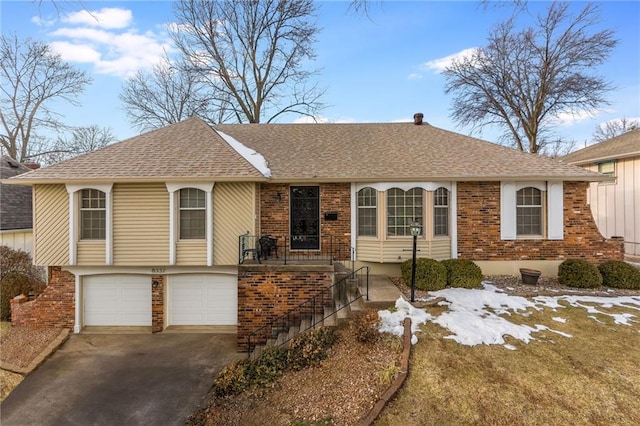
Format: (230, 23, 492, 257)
(120, 55, 231, 131)
(170, 0, 324, 124)
(592, 117, 639, 143)
(443, 2, 617, 154)
(0, 34, 92, 162)
(35, 125, 117, 166)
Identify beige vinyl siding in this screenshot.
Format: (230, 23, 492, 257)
(113, 183, 170, 265)
(77, 241, 105, 265)
(586, 156, 640, 256)
(357, 238, 451, 263)
(176, 241, 207, 265)
(213, 182, 256, 265)
(33, 185, 69, 266)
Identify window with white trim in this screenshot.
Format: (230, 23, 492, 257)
(80, 189, 106, 240)
(357, 187, 377, 237)
(516, 187, 542, 236)
(387, 188, 422, 236)
(433, 187, 449, 237)
(179, 188, 206, 239)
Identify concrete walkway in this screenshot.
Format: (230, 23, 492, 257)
(360, 275, 403, 308)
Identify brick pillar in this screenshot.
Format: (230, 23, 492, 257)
(151, 275, 165, 333)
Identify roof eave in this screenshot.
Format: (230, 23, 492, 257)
(564, 151, 640, 166)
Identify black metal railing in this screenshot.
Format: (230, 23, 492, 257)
(238, 233, 353, 268)
(245, 266, 370, 359)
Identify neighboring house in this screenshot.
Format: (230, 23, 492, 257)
(5, 116, 622, 347)
(563, 129, 640, 262)
(0, 155, 35, 253)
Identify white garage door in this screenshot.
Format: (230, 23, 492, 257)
(168, 274, 237, 326)
(84, 275, 152, 326)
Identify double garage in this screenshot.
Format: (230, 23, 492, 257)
(83, 274, 237, 328)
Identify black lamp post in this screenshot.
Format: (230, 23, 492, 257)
(409, 221, 422, 302)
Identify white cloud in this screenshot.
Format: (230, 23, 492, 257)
(421, 47, 479, 73)
(45, 8, 172, 78)
(553, 110, 597, 127)
(62, 8, 133, 29)
(408, 73, 423, 80)
(49, 41, 101, 63)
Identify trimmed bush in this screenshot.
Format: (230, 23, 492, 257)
(350, 309, 380, 344)
(558, 259, 602, 288)
(401, 258, 447, 291)
(212, 358, 255, 397)
(441, 259, 483, 289)
(1, 273, 35, 321)
(598, 261, 640, 289)
(287, 326, 337, 371)
(0, 246, 46, 321)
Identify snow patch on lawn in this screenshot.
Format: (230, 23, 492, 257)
(378, 282, 640, 348)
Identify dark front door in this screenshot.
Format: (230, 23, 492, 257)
(290, 186, 320, 250)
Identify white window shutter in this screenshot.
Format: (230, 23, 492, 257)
(500, 182, 516, 240)
(547, 181, 564, 240)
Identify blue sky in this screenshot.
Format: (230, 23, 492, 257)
(2, 0, 639, 149)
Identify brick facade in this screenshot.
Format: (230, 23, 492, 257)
(237, 264, 334, 351)
(457, 181, 624, 262)
(151, 274, 165, 333)
(259, 183, 351, 258)
(11, 266, 75, 328)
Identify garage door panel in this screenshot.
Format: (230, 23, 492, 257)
(84, 275, 151, 326)
(169, 274, 237, 326)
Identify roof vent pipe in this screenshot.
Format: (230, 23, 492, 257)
(413, 113, 424, 125)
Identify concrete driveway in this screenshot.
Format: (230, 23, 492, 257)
(0, 333, 242, 426)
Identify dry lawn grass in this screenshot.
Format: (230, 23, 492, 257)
(376, 303, 640, 426)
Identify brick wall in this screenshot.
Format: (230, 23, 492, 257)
(259, 183, 351, 258)
(457, 181, 624, 262)
(11, 266, 75, 328)
(151, 275, 165, 333)
(237, 264, 334, 351)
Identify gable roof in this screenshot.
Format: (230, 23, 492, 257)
(7, 117, 603, 185)
(562, 129, 640, 166)
(1, 156, 33, 230)
(7, 118, 266, 184)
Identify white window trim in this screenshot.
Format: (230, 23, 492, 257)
(500, 181, 563, 240)
(166, 183, 215, 266)
(355, 182, 451, 193)
(66, 183, 113, 265)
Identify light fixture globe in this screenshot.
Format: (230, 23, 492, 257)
(410, 221, 422, 237)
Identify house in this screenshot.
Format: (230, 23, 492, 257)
(4, 115, 622, 348)
(563, 129, 640, 262)
(1, 155, 35, 253)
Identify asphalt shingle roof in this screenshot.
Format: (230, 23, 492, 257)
(215, 122, 601, 182)
(7, 117, 603, 184)
(562, 129, 640, 165)
(1, 156, 33, 230)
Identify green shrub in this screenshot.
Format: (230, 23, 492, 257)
(401, 258, 447, 291)
(287, 326, 337, 371)
(558, 259, 602, 288)
(441, 259, 483, 288)
(252, 345, 289, 387)
(598, 261, 640, 289)
(350, 309, 380, 344)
